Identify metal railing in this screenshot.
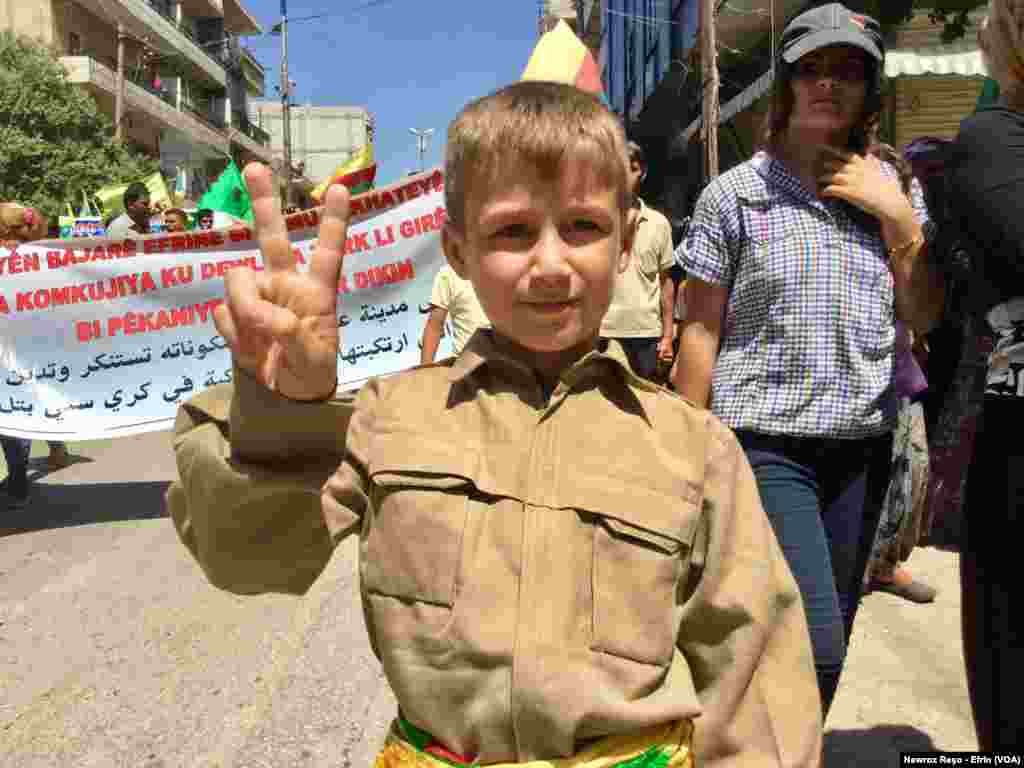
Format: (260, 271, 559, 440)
(182, 99, 227, 131)
(232, 113, 271, 146)
(79, 49, 176, 106)
(240, 45, 265, 74)
(144, 0, 233, 74)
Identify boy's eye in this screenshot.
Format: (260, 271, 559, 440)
(571, 219, 601, 232)
(493, 223, 531, 239)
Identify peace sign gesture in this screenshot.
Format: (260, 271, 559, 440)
(213, 163, 350, 401)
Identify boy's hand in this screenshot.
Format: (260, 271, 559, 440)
(656, 335, 674, 363)
(213, 163, 350, 401)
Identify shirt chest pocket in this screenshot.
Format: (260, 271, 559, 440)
(364, 445, 476, 608)
(577, 484, 700, 667)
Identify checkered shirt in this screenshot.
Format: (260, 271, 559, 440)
(683, 151, 929, 439)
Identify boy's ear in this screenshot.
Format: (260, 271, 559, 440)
(442, 223, 471, 280)
(618, 209, 637, 274)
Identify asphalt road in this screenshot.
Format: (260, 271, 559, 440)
(0, 432, 977, 767)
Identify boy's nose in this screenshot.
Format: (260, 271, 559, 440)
(529, 229, 572, 292)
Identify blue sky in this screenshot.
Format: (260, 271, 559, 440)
(242, 0, 544, 187)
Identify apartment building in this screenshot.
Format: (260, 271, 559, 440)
(0, 0, 274, 202)
(250, 101, 371, 188)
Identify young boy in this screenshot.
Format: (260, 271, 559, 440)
(168, 82, 822, 767)
(420, 263, 490, 363)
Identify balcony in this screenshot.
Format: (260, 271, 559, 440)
(182, 98, 227, 132)
(223, 0, 262, 36)
(233, 113, 270, 145)
(74, 0, 228, 88)
(239, 45, 266, 97)
(228, 112, 274, 163)
(60, 55, 230, 154)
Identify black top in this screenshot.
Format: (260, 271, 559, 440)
(946, 105, 1024, 313)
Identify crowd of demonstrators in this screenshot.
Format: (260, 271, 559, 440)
(674, 4, 942, 716)
(941, 0, 1024, 749)
(419, 264, 489, 364)
(599, 142, 676, 382)
(169, 81, 823, 768)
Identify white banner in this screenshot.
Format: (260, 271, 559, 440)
(0, 170, 453, 441)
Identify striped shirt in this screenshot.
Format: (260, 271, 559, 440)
(683, 151, 929, 439)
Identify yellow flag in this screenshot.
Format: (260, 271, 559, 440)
(95, 172, 173, 218)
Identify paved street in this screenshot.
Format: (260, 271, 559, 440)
(1, 432, 976, 767)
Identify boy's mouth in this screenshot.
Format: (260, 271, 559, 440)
(525, 299, 579, 313)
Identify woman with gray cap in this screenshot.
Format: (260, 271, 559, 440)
(942, 0, 1024, 749)
(676, 3, 945, 715)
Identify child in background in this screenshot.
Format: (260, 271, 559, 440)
(420, 263, 489, 363)
(168, 82, 822, 767)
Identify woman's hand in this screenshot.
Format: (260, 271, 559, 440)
(213, 163, 350, 401)
(819, 147, 916, 227)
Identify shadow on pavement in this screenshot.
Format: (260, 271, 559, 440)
(1, 479, 170, 537)
(825, 724, 940, 766)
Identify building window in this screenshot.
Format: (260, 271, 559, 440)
(68, 32, 82, 56)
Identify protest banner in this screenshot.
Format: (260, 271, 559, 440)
(0, 169, 453, 441)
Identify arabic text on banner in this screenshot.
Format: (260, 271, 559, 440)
(0, 170, 452, 441)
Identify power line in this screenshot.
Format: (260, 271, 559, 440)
(604, 8, 683, 26)
(267, 0, 406, 31)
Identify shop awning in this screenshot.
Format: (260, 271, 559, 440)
(885, 42, 987, 78)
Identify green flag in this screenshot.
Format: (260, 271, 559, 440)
(198, 160, 253, 223)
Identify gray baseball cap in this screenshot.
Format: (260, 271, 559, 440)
(780, 3, 884, 64)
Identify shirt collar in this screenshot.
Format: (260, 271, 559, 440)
(634, 197, 650, 223)
(447, 330, 659, 411)
(750, 150, 828, 209)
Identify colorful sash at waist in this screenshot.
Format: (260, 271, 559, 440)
(373, 718, 694, 768)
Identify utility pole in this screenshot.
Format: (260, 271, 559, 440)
(409, 128, 434, 174)
(700, 0, 720, 182)
(115, 23, 126, 142)
(280, 0, 293, 206)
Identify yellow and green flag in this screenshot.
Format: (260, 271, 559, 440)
(312, 142, 376, 203)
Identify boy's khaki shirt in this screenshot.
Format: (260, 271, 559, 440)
(168, 332, 822, 767)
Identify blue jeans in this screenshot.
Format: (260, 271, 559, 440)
(604, 337, 659, 380)
(736, 430, 892, 716)
(1, 436, 31, 499)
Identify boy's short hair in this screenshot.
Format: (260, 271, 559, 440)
(164, 207, 187, 219)
(445, 81, 630, 233)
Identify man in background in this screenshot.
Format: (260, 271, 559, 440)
(163, 208, 188, 233)
(420, 264, 489, 364)
(106, 182, 152, 239)
(600, 142, 675, 381)
(196, 209, 215, 231)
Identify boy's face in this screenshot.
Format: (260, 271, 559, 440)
(165, 212, 187, 232)
(443, 154, 632, 365)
